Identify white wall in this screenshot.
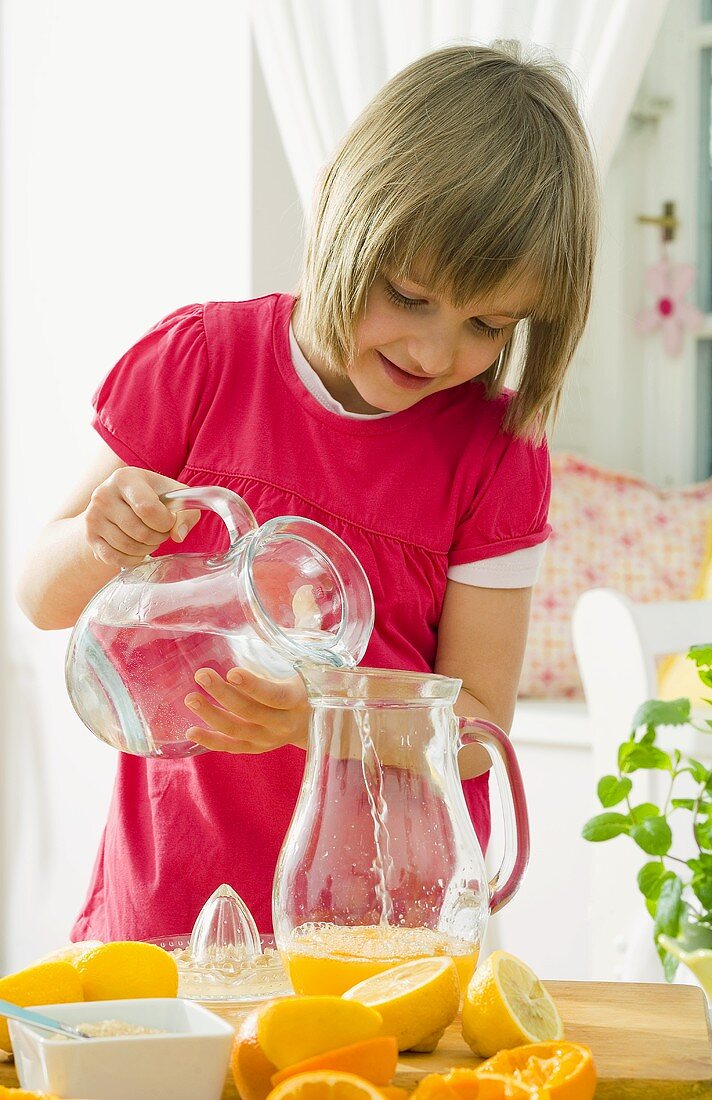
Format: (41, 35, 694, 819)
(1, 0, 251, 971)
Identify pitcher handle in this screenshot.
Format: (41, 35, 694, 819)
(458, 717, 530, 914)
(160, 486, 258, 552)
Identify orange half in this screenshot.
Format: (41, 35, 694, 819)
(476, 1041, 596, 1100)
(270, 1037, 398, 1088)
(267, 1070, 392, 1100)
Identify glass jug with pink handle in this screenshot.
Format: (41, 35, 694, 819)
(273, 667, 529, 995)
(65, 486, 374, 758)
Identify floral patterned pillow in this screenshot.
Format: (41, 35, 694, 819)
(519, 453, 712, 699)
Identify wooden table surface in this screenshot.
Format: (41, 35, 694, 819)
(1, 980, 711, 1098)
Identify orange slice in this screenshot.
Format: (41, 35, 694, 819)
(412, 1069, 536, 1100)
(270, 1037, 398, 1087)
(476, 1041, 596, 1100)
(267, 1071, 392, 1100)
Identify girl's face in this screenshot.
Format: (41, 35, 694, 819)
(348, 272, 534, 413)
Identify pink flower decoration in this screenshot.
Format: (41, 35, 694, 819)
(634, 256, 703, 356)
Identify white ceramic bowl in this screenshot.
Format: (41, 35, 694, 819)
(9, 997, 234, 1100)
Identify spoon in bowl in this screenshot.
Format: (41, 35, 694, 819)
(0, 998, 91, 1040)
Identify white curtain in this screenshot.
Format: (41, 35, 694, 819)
(250, 0, 669, 209)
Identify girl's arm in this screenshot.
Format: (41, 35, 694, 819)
(434, 580, 533, 779)
(16, 439, 197, 630)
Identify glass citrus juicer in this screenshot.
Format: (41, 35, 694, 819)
(273, 666, 530, 997)
(65, 486, 374, 757)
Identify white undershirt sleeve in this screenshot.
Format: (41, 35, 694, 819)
(447, 541, 547, 588)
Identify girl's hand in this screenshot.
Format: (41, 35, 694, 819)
(184, 668, 310, 754)
(84, 466, 201, 568)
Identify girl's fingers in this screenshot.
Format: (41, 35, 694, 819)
(184, 693, 276, 749)
(89, 534, 149, 569)
(108, 500, 169, 546)
(224, 668, 306, 711)
(186, 725, 266, 755)
(96, 518, 162, 557)
(118, 476, 177, 534)
(192, 669, 293, 731)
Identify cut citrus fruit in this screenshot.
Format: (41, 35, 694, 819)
(0, 1089, 61, 1099)
(257, 996, 382, 1070)
(270, 1036, 398, 1088)
(73, 941, 178, 1001)
(412, 1069, 534, 1100)
(461, 952, 563, 1058)
(476, 1041, 596, 1100)
(343, 956, 459, 1053)
(232, 1008, 279, 1100)
(0, 1088, 62, 1099)
(267, 1070, 389, 1100)
(0, 960, 83, 1051)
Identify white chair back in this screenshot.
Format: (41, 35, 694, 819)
(572, 588, 712, 980)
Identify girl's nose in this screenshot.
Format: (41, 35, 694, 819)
(414, 345, 455, 377)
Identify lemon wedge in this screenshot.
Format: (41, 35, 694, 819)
(461, 950, 564, 1058)
(343, 956, 460, 1052)
(256, 996, 383, 1070)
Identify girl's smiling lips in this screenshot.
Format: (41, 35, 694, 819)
(377, 350, 433, 390)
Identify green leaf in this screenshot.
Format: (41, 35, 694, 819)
(630, 803, 660, 823)
(654, 875, 684, 941)
(683, 758, 710, 784)
(645, 897, 657, 918)
(671, 798, 698, 811)
(695, 816, 712, 852)
(597, 775, 632, 808)
(688, 853, 712, 874)
(618, 742, 672, 774)
(631, 698, 691, 731)
(691, 867, 712, 909)
(637, 862, 674, 900)
(658, 946, 680, 983)
(581, 812, 631, 842)
(688, 644, 712, 668)
(630, 816, 672, 855)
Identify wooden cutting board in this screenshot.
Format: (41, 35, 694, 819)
(1, 981, 710, 1098)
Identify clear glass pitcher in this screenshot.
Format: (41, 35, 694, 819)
(273, 667, 529, 995)
(65, 487, 374, 758)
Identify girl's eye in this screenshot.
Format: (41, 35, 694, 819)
(385, 280, 508, 340)
(471, 317, 505, 340)
(384, 281, 425, 310)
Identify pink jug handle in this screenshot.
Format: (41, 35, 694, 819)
(458, 717, 530, 914)
(160, 487, 258, 552)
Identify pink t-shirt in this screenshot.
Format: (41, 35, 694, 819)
(71, 294, 551, 942)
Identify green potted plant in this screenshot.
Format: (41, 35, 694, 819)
(582, 645, 712, 991)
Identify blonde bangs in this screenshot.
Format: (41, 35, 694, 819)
(298, 41, 599, 441)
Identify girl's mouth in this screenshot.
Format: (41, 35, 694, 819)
(377, 351, 432, 390)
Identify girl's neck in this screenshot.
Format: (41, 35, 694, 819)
(291, 301, 384, 416)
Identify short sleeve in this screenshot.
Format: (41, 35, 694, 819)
(449, 433, 552, 567)
(92, 304, 215, 478)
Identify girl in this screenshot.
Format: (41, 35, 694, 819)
(17, 42, 598, 941)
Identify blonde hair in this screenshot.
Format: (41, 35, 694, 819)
(298, 41, 599, 441)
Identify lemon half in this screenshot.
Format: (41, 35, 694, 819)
(461, 950, 563, 1058)
(343, 956, 460, 1052)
